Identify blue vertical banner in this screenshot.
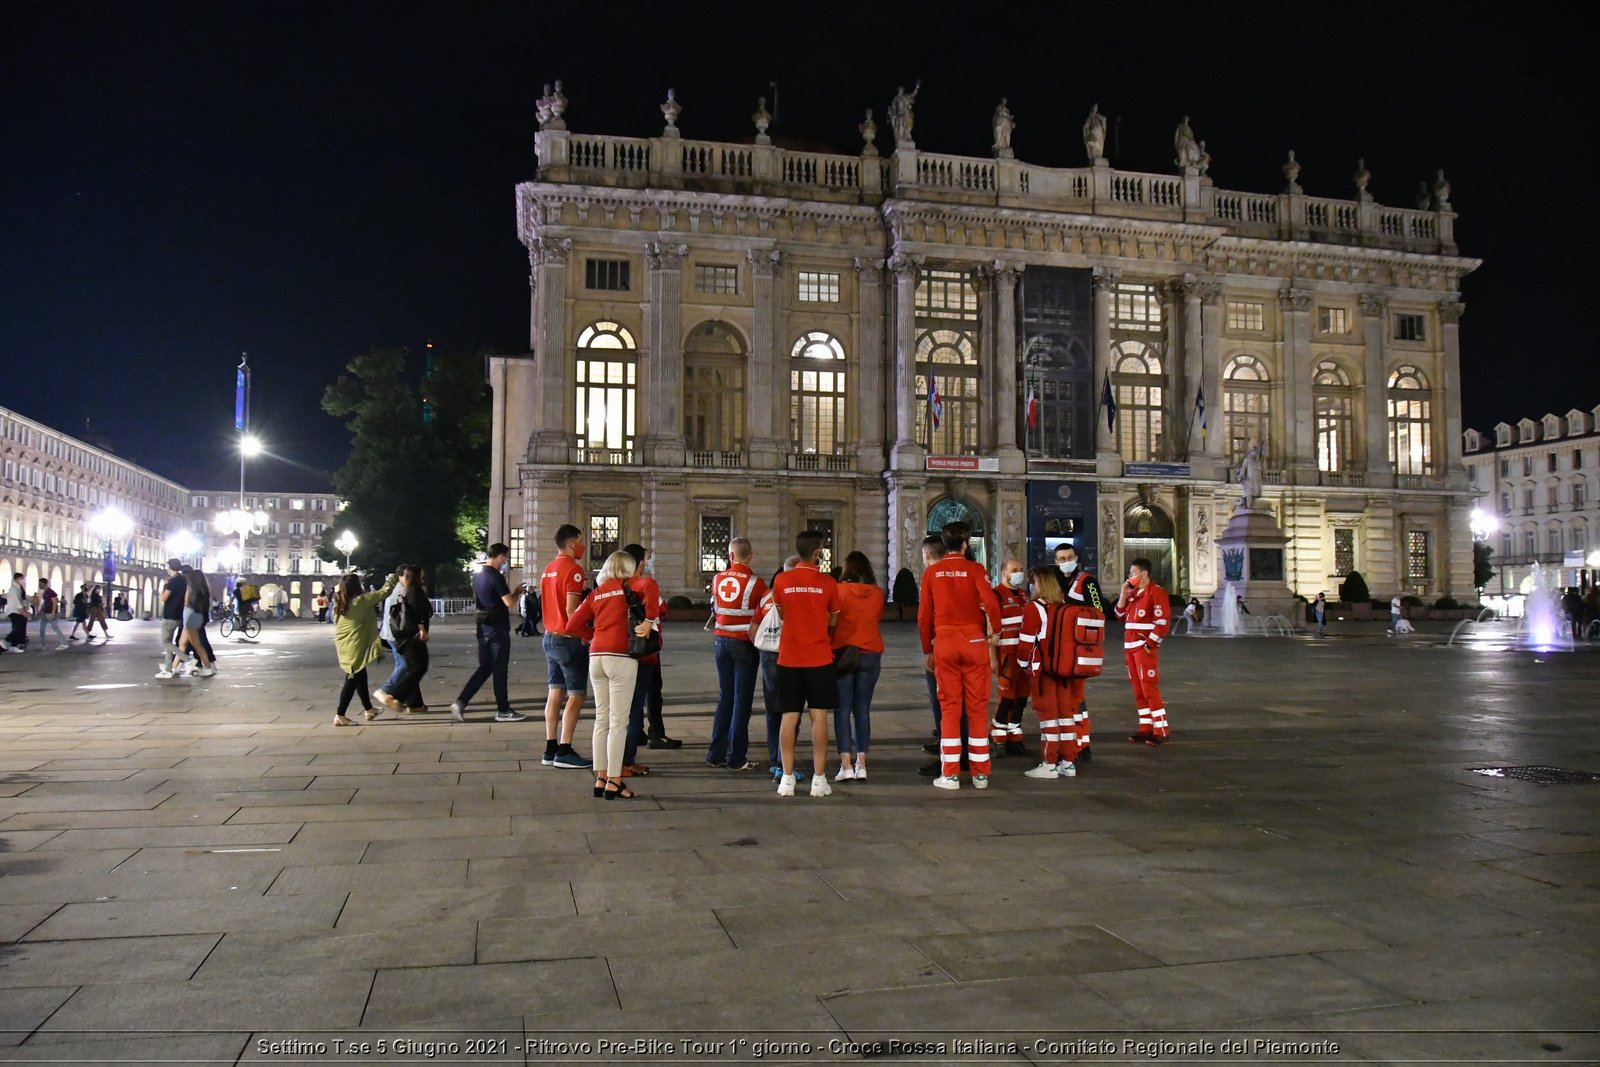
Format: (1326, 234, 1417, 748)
(235, 356, 250, 431)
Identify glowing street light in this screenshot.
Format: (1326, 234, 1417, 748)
(240, 433, 263, 458)
(88, 507, 135, 592)
(166, 529, 203, 562)
(1588, 550, 1600, 569)
(1469, 507, 1498, 541)
(334, 529, 359, 571)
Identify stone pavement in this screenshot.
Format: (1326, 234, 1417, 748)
(0, 617, 1597, 1065)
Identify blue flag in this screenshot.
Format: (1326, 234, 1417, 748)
(1102, 371, 1116, 434)
(1196, 382, 1207, 444)
(235, 362, 249, 432)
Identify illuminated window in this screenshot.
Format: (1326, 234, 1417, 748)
(1113, 283, 1162, 331)
(1223, 355, 1271, 465)
(915, 269, 980, 455)
(508, 527, 525, 568)
(588, 515, 620, 565)
(1387, 366, 1433, 474)
(1318, 307, 1351, 334)
(1313, 361, 1355, 473)
(1225, 300, 1264, 332)
(694, 264, 738, 295)
(1333, 527, 1355, 577)
(1574, 482, 1587, 510)
(682, 321, 746, 453)
(290, 499, 305, 511)
(699, 516, 731, 575)
(790, 331, 847, 455)
(1112, 341, 1164, 463)
(574, 321, 638, 462)
(1406, 531, 1430, 580)
(797, 271, 840, 303)
(1393, 313, 1426, 342)
(584, 258, 630, 291)
(805, 518, 835, 573)
(1547, 484, 1559, 510)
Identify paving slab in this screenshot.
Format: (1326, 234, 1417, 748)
(0, 932, 220, 987)
(0, 986, 80, 1047)
(363, 957, 615, 1027)
(33, 971, 372, 1036)
(197, 920, 478, 977)
(24, 893, 345, 940)
(1098, 906, 1388, 966)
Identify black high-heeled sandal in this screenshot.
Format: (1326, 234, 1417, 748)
(593, 776, 607, 798)
(603, 777, 636, 800)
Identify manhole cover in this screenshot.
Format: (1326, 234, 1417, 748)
(1471, 766, 1600, 785)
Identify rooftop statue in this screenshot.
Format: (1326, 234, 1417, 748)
(889, 81, 921, 147)
(1353, 157, 1372, 199)
(1282, 150, 1302, 193)
(1173, 115, 1202, 170)
(752, 96, 772, 143)
(992, 97, 1015, 157)
(1082, 103, 1106, 162)
(859, 108, 878, 155)
(660, 88, 681, 132)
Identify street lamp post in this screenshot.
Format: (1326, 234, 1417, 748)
(215, 506, 268, 579)
(334, 529, 358, 572)
(1469, 507, 1500, 597)
(165, 530, 203, 566)
(88, 507, 134, 612)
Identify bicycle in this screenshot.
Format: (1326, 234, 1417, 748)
(219, 605, 262, 639)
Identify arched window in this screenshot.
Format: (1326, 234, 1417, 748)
(682, 321, 746, 455)
(1112, 341, 1163, 463)
(915, 268, 981, 456)
(1223, 354, 1271, 465)
(1022, 332, 1090, 460)
(1548, 523, 1563, 558)
(927, 497, 987, 568)
(1387, 365, 1433, 475)
(1573, 518, 1589, 555)
(1313, 360, 1355, 473)
(789, 331, 846, 456)
(574, 321, 637, 462)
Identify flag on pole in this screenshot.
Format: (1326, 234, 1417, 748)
(929, 377, 943, 430)
(1101, 370, 1117, 434)
(235, 356, 250, 432)
(1195, 382, 1208, 445)
(1025, 383, 1040, 430)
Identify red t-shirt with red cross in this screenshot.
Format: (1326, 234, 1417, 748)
(771, 563, 841, 668)
(540, 554, 587, 633)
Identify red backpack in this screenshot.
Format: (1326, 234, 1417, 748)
(1040, 602, 1105, 679)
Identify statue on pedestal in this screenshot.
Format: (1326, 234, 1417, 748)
(1282, 150, 1302, 193)
(1082, 103, 1107, 162)
(752, 96, 772, 142)
(1173, 115, 1202, 169)
(1195, 140, 1211, 177)
(992, 98, 1015, 157)
(889, 81, 921, 147)
(1232, 440, 1264, 511)
(660, 88, 682, 133)
(1432, 169, 1451, 207)
(538, 80, 568, 131)
(536, 85, 553, 129)
(1415, 181, 1432, 210)
(859, 108, 878, 155)
(1353, 158, 1372, 200)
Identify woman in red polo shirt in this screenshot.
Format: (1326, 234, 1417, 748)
(831, 551, 885, 783)
(560, 551, 659, 799)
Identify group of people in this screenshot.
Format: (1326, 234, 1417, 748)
(156, 558, 217, 677)
(2, 574, 114, 652)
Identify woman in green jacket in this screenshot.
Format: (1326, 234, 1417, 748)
(332, 571, 397, 726)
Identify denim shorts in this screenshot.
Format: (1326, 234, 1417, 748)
(543, 633, 588, 694)
(182, 609, 205, 630)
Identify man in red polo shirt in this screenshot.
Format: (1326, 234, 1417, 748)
(538, 523, 594, 770)
(918, 521, 1002, 790)
(770, 531, 841, 798)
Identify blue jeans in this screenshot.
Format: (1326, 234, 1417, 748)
(456, 625, 511, 712)
(760, 649, 781, 766)
(834, 651, 882, 756)
(709, 637, 758, 764)
(924, 670, 941, 736)
(383, 641, 405, 693)
(622, 660, 658, 766)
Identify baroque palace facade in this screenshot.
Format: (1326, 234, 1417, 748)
(491, 86, 1480, 602)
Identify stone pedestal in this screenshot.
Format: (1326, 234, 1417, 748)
(1210, 506, 1297, 621)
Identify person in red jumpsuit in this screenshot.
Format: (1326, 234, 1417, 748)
(1114, 556, 1171, 745)
(918, 522, 1002, 789)
(990, 557, 1032, 757)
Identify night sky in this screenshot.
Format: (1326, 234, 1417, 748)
(3, 3, 1591, 488)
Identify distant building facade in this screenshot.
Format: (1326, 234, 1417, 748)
(1463, 408, 1600, 595)
(0, 405, 338, 617)
(489, 87, 1481, 601)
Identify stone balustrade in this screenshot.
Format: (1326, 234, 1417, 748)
(534, 130, 1456, 254)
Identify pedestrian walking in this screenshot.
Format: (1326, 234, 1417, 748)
(374, 566, 433, 714)
(35, 577, 67, 649)
(450, 543, 527, 723)
(3, 572, 31, 652)
(155, 560, 187, 677)
(87, 584, 111, 639)
(771, 531, 841, 798)
(1313, 592, 1328, 637)
(832, 551, 883, 783)
(166, 568, 217, 677)
(1115, 557, 1171, 745)
(708, 537, 767, 772)
(69, 584, 91, 641)
(558, 550, 658, 800)
(332, 571, 398, 725)
(538, 524, 595, 770)
(919, 523, 1002, 789)
(516, 582, 540, 636)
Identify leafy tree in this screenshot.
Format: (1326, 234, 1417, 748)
(1338, 569, 1369, 606)
(318, 348, 490, 586)
(1473, 542, 1495, 590)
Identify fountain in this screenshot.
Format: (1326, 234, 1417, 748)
(1522, 562, 1567, 650)
(1216, 581, 1243, 636)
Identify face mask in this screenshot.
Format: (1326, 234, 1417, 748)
(1005, 571, 1025, 588)
(1058, 559, 1078, 575)
(498, 561, 509, 574)
(643, 559, 655, 577)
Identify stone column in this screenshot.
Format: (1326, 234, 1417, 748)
(889, 254, 925, 469)
(1358, 293, 1393, 481)
(746, 249, 784, 470)
(1179, 278, 1204, 463)
(1279, 287, 1314, 479)
(998, 479, 1027, 563)
(884, 473, 928, 590)
(854, 257, 887, 474)
(644, 242, 687, 467)
(1439, 301, 1467, 489)
(851, 478, 889, 579)
(1092, 268, 1120, 475)
(1196, 281, 1226, 479)
(745, 475, 781, 560)
(643, 473, 688, 597)
(973, 265, 996, 455)
(1161, 279, 1186, 462)
(993, 263, 1025, 473)
(529, 237, 573, 464)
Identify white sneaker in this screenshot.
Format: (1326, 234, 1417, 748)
(154, 669, 174, 679)
(55, 644, 68, 651)
(449, 701, 465, 723)
(835, 765, 855, 781)
(810, 775, 833, 798)
(1056, 760, 1077, 777)
(932, 775, 960, 790)
(854, 759, 867, 781)
(776, 774, 796, 797)
(972, 774, 990, 790)
(1024, 761, 1059, 779)
(196, 667, 216, 678)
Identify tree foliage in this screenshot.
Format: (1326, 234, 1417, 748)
(1473, 542, 1494, 590)
(318, 348, 490, 586)
(1337, 569, 1370, 606)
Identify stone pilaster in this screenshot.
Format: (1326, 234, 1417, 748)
(851, 478, 889, 581)
(1439, 301, 1467, 489)
(1098, 491, 1123, 587)
(642, 473, 688, 597)
(1188, 488, 1218, 597)
(889, 254, 925, 470)
(1195, 281, 1227, 479)
(884, 471, 927, 591)
(529, 237, 573, 463)
(523, 469, 571, 567)
(1280, 287, 1315, 478)
(1092, 268, 1120, 475)
(746, 249, 784, 470)
(993, 263, 1025, 473)
(997, 479, 1027, 564)
(854, 258, 887, 475)
(1359, 293, 1393, 482)
(744, 475, 782, 567)
(644, 242, 687, 467)
(1161, 278, 1188, 462)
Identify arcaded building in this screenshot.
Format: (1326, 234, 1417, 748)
(490, 86, 1480, 601)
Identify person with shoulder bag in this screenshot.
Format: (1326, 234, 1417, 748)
(830, 551, 884, 783)
(374, 565, 434, 715)
(1016, 565, 1104, 778)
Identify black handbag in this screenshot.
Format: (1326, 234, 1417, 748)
(833, 644, 860, 675)
(623, 585, 662, 659)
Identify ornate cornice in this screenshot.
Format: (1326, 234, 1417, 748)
(528, 236, 573, 265)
